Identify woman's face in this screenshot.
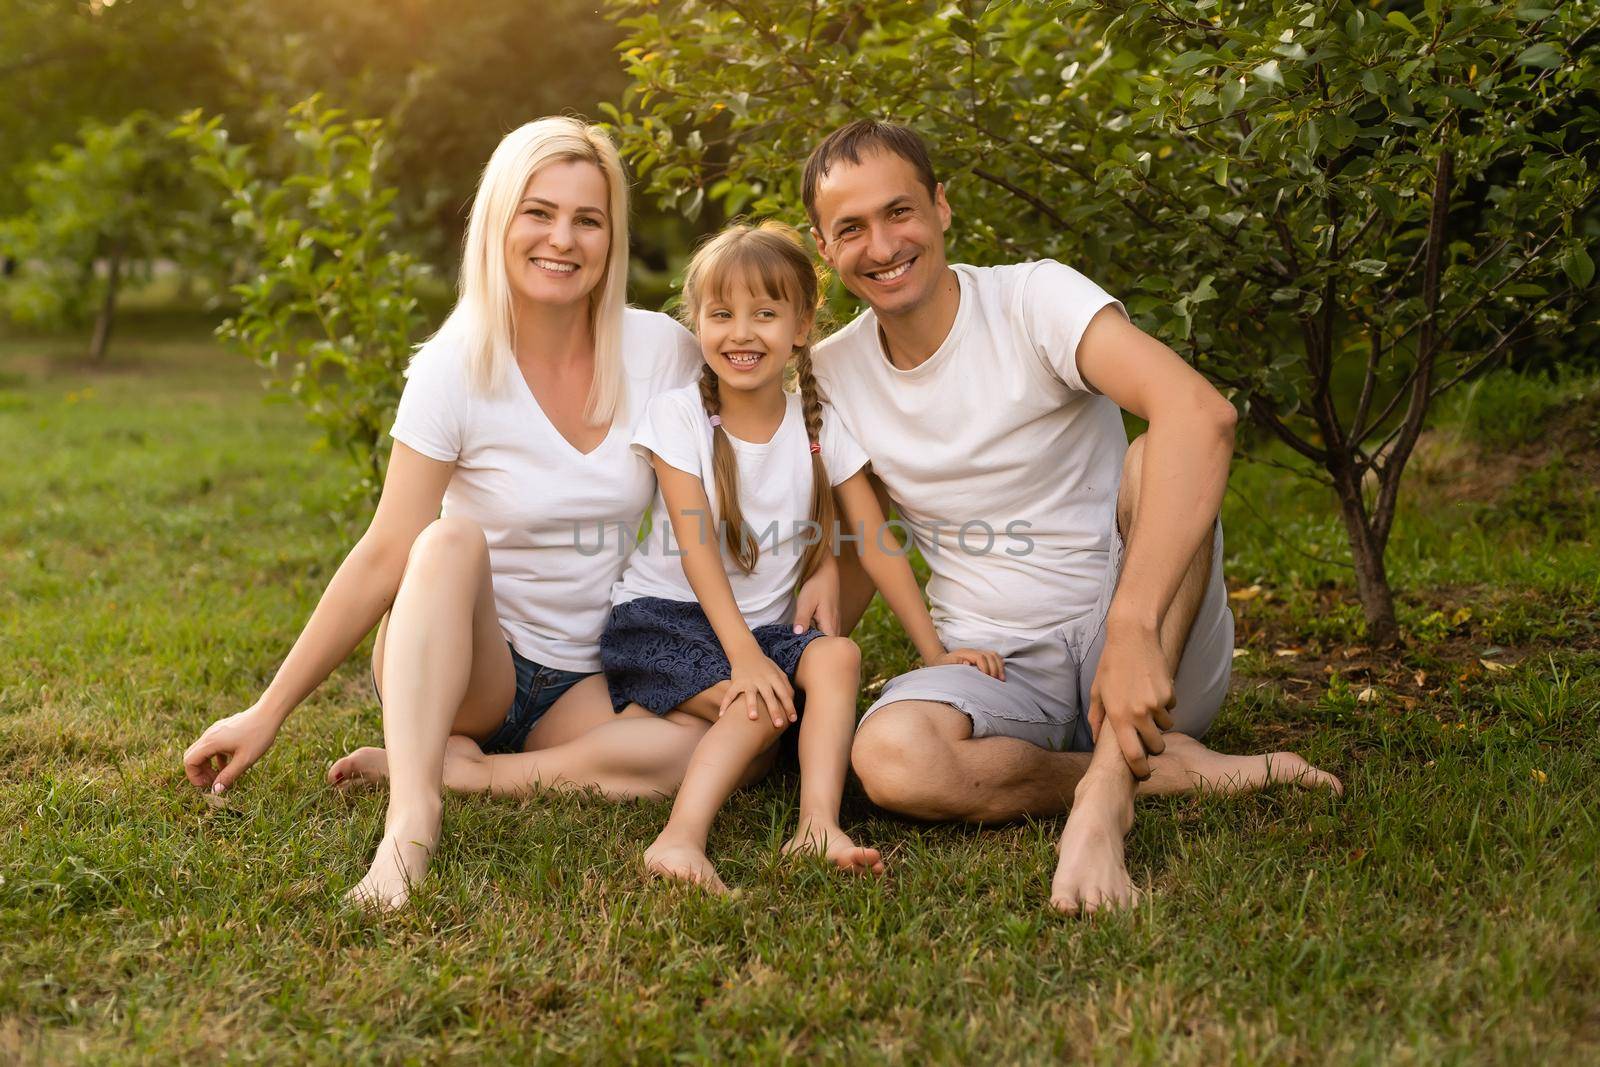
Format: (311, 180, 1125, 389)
(503, 159, 611, 311)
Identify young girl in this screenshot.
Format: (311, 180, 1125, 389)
(597, 222, 1003, 892)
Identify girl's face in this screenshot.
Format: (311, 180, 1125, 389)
(503, 159, 611, 311)
(696, 281, 811, 395)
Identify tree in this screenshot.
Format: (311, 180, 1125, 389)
(174, 98, 434, 506)
(0, 113, 192, 361)
(604, 0, 1600, 645)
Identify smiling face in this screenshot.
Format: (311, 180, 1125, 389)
(503, 158, 611, 310)
(810, 149, 952, 321)
(696, 279, 812, 396)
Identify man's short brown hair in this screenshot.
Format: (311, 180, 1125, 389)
(802, 120, 939, 229)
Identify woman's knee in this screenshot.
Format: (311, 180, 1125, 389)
(406, 516, 489, 573)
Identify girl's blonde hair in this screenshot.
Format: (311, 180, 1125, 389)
(420, 117, 629, 424)
(678, 222, 834, 583)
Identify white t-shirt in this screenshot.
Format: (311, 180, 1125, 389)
(612, 385, 869, 628)
(812, 261, 1128, 646)
(390, 308, 701, 671)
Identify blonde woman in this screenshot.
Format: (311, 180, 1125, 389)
(181, 119, 834, 910)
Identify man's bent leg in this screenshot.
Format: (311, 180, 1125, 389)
(851, 700, 1091, 822)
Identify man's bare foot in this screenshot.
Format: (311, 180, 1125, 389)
(345, 815, 438, 913)
(1151, 733, 1344, 797)
(328, 736, 492, 795)
(644, 837, 728, 895)
(1050, 771, 1138, 916)
(782, 819, 887, 876)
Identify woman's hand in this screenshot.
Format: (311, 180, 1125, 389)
(182, 702, 281, 794)
(929, 647, 1006, 681)
(720, 650, 797, 729)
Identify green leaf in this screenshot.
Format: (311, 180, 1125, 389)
(1562, 245, 1595, 288)
(1516, 43, 1563, 69)
(1386, 11, 1421, 37)
(1220, 77, 1245, 118)
(1254, 59, 1282, 86)
(1352, 259, 1388, 276)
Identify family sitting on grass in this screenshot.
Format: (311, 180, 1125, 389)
(181, 116, 1341, 914)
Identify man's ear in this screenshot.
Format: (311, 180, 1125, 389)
(934, 182, 952, 234)
(810, 225, 835, 268)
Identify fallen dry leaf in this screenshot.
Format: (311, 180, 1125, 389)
(1228, 584, 1264, 602)
(1274, 647, 1303, 658)
(1480, 659, 1510, 673)
(1357, 686, 1379, 703)
(1232, 647, 1248, 659)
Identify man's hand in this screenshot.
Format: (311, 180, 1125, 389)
(1087, 620, 1175, 778)
(792, 557, 841, 636)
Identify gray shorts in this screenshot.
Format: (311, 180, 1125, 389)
(860, 517, 1234, 753)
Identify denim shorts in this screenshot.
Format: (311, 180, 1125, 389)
(371, 642, 596, 755)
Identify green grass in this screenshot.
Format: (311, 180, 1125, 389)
(2, 313, 1598, 1064)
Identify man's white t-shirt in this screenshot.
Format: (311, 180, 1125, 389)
(390, 308, 701, 672)
(812, 260, 1128, 647)
(612, 385, 868, 628)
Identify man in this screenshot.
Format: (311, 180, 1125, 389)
(803, 120, 1340, 913)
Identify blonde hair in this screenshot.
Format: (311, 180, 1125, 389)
(421, 117, 629, 424)
(679, 222, 834, 583)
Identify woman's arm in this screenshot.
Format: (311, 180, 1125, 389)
(834, 471, 1003, 678)
(182, 442, 454, 792)
(652, 455, 797, 727)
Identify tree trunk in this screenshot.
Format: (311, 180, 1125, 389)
(1329, 473, 1401, 647)
(89, 246, 123, 363)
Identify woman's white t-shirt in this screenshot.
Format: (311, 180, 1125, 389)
(611, 385, 869, 628)
(812, 261, 1128, 647)
(389, 308, 701, 672)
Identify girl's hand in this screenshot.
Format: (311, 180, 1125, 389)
(930, 648, 1006, 682)
(182, 702, 281, 794)
(720, 651, 797, 728)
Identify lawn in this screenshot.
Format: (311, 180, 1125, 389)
(2, 313, 1597, 1064)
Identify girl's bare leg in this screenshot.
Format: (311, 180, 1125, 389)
(781, 638, 885, 875)
(340, 517, 514, 912)
(643, 692, 787, 894)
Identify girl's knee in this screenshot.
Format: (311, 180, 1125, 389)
(803, 636, 860, 674)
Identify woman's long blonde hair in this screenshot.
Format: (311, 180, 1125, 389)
(678, 222, 834, 583)
(417, 117, 630, 424)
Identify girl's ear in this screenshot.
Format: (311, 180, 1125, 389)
(793, 311, 815, 349)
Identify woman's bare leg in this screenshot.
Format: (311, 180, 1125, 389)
(337, 516, 514, 912)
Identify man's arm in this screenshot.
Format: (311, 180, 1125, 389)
(1075, 305, 1238, 776)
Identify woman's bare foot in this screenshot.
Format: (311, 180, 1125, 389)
(328, 736, 493, 795)
(345, 812, 439, 913)
(1050, 769, 1138, 916)
(1149, 733, 1344, 797)
(644, 837, 728, 895)
(782, 819, 887, 876)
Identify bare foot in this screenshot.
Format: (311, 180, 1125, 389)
(782, 820, 887, 876)
(1154, 733, 1344, 797)
(328, 736, 492, 795)
(1050, 771, 1138, 916)
(345, 815, 438, 913)
(644, 837, 728, 895)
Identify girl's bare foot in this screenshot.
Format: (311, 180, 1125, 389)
(345, 812, 439, 913)
(644, 837, 728, 895)
(782, 820, 887, 876)
(328, 736, 492, 795)
(1152, 733, 1344, 797)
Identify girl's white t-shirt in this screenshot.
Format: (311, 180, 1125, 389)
(612, 385, 869, 628)
(812, 260, 1128, 646)
(389, 308, 701, 672)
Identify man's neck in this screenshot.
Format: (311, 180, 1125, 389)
(875, 267, 960, 371)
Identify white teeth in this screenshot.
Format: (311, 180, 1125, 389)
(532, 258, 577, 273)
(725, 352, 762, 368)
(869, 260, 913, 282)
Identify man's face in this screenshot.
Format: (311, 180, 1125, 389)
(810, 150, 951, 320)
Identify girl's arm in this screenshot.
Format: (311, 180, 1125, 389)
(652, 455, 798, 727)
(182, 443, 454, 792)
(834, 471, 1004, 680)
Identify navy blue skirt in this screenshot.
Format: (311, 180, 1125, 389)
(601, 596, 826, 715)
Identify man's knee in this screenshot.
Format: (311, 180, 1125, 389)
(850, 702, 969, 819)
